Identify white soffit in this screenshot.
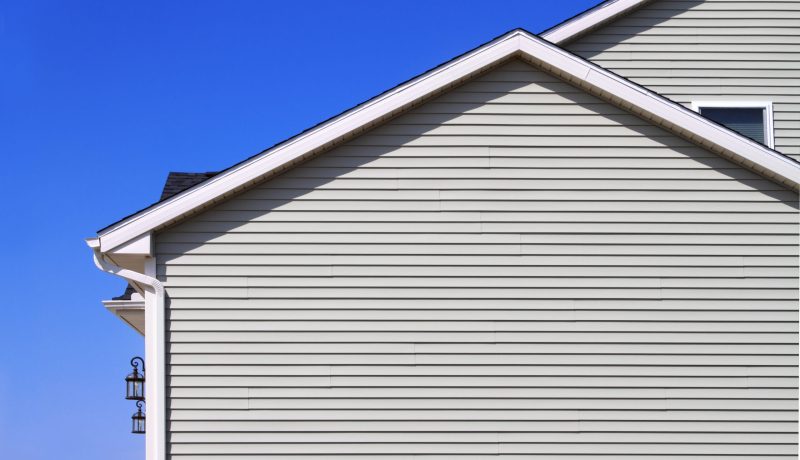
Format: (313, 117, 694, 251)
(103, 299, 146, 335)
(96, 29, 800, 252)
(540, 0, 652, 45)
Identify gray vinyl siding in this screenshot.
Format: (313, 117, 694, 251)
(566, 0, 800, 159)
(157, 59, 799, 459)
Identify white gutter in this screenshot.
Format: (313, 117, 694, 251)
(87, 238, 166, 460)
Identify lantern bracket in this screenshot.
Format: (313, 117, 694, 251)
(131, 356, 145, 373)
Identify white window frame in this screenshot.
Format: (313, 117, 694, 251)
(691, 101, 775, 149)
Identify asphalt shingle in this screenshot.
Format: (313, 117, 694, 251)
(159, 171, 219, 201)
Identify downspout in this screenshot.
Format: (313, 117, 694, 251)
(87, 239, 166, 460)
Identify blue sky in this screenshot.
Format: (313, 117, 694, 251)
(0, 1, 597, 457)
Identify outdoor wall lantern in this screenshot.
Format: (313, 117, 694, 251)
(131, 401, 146, 434)
(125, 356, 145, 401)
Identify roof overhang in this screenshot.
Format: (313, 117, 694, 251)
(94, 29, 800, 253)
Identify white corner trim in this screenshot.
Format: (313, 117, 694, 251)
(541, 0, 651, 44)
(96, 29, 800, 252)
(690, 101, 775, 149)
(143, 257, 166, 460)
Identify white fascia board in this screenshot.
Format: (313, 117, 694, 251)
(97, 30, 800, 252)
(541, 0, 651, 45)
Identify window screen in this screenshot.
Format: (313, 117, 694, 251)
(699, 107, 766, 145)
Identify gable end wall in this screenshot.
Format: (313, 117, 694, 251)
(157, 59, 799, 459)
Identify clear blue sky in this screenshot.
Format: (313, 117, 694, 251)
(0, 1, 597, 457)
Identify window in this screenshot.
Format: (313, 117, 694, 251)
(691, 101, 774, 148)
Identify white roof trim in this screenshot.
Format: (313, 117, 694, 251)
(541, 0, 652, 44)
(96, 29, 800, 252)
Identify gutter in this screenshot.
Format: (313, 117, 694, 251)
(88, 244, 164, 302)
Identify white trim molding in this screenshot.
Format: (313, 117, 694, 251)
(143, 257, 166, 460)
(93, 29, 800, 257)
(541, 0, 652, 44)
(691, 101, 775, 149)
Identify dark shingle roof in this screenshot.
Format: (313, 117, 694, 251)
(159, 172, 219, 201)
(113, 285, 136, 300)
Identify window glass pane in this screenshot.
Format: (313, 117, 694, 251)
(699, 107, 765, 144)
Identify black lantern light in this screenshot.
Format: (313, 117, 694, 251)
(125, 356, 145, 401)
(131, 400, 146, 434)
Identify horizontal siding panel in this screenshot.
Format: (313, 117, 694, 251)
(250, 177, 787, 191)
(160, 254, 796, 267)
(168, 319, 798, 333)
(157, 243, 798, 256)
(573, 59, 800, 69)
(157, 231, 799, 244)
(204, 200, 796, 214)
(170, 397, 797, 412)
(164, 276, 797, 289)
(371, 124, 687, 137)
(164, 287, 797, 300)
(260, 399, 792, 414)
(169, 342, 798, 356)
(169, 447, 798, 457)
(161, 265, 798, 278)
(235, 188, 796, 201)
(167, 374, 795, 388)
(169, 385, 797, 403)
(166, 419, 798, 433)
(329, 145, 719, 158)
(167, 457, 800, 460)
(200, 386, 798, 399)
(273, 167, 767, 181)
(168, 308, 797, 322)
(167, 365, 798, 377)
(168, 331, 796, 344)
(349, 136, 700, 148)
(166, 210, 797, 224)
(169, 354, 798, 366)
(413, 343, 798, 354)
(169, 221, 798, 234)
(165, 298, 800, 310)
(170, 431, 796, 444)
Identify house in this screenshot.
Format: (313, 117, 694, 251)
(86, 1, 800, 459)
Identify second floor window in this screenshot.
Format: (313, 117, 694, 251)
(692, 102, 774, 148)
